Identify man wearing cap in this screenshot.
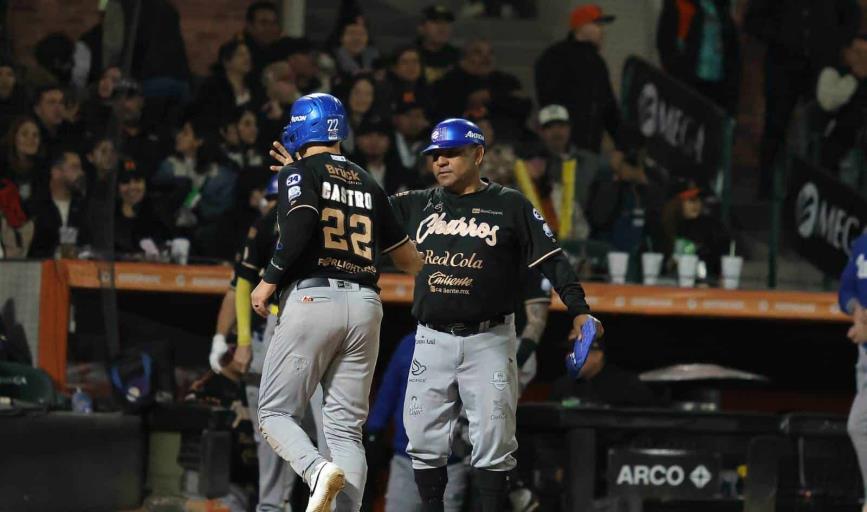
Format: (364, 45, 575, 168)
(391, 98, 431, 183)
(535, 3, 623, 153)
(111, 77, 161, 179)
(388, 118, 603, 511)
(416, 5, 461, 84)
(513, 104, 591, 243)
(351, 114, 415, 195)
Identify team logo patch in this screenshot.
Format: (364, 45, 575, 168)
(286, 174, 301, 186)
(491, 370, 509, 391)
(301, 296, 314, 303)
(491, 399, 508, 421)
(542, 223, 554, 238)
(409, 396, 423, 416)
(532, 209, 544, 221)
(411, 359, 427, 376)
(431, 129, 441, 141)
(287, 186, 301, 201)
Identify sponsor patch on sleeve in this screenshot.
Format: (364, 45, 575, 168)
(533, 208, 544, 221)
(288, 186, 302, 201)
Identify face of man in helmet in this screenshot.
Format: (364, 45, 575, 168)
(428, 144, 484, 193)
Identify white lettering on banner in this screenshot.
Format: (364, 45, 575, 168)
(630, 297, 674, 308)
(638, 83, 706, 164)
(416, 213, 500, 246)
(796, 181, 862, 255)
(320, 182, 373, 210)
(617, 465, 685, 487)
(858, 254, 867, 279)
(117, 273, 161, 285)
(424, 250, 485, 269)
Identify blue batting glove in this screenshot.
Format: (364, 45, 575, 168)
(565, 320, 597, 379)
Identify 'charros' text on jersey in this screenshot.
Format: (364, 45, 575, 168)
(416, 213, 499, 247)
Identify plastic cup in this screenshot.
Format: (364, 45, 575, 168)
(641, 252, 664, 285)
(721, 255, 744, 290)
(677, 254, 699, 288)
(171, 238, 190, 266)
(607, 251, 629, 284)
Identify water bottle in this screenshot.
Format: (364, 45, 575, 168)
(71, 387, 93, 414)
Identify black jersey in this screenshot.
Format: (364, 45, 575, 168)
(233, 207, 278, 285)
(389, 181, 562, 324)
(265, 152, 409, 291)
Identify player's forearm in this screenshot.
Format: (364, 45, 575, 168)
(521, 301, 550, 344)
(235, 277, 254, 346)
(538, 252, 590, 317)
(215, 289, 236, 336)
(263, 209, 319, 284)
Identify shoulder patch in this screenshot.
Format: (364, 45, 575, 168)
(286, 173, 302, 186)
(288, 186, 301, 201)
(533, 209, 544, 221)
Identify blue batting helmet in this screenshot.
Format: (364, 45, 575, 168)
(281, 93, 348, 155)
(265, 173, 279, 198)
(422, 118, 486, 154)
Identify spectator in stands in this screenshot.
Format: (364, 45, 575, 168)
(390, 97, 430, 179)
(0, 178, 32, 259)
(29, 33, 75, 89)
(474, 111, 517, 187)
(258, 61, 300, 141)
(838, 233, 867, 512)
(284, 38, 331, 95)
(0, 117, 44, 211)
(0, 60, 29, 138)
(338, 73, 378, 153)
(115, 165, 165, 256)
(745, 0, 861, 198)
(28, 150, 89, 258)
(332, 17, 380, 79)
(153, 117, 235, 256)
(195, 39, 262, 129)
(350, 114, 413, 194)
(656, 0, 740, 114)
(383, 45, 433, 115)
(82, 66, 121, 138)
(513, 105, 591, 243)
(549, 329, 663, 407)
(435, 38, 531, 142)
(586, 145, 665, 254)
(818, 36, 867, 174)
(111, 78, 161, 178)
(658, 179, 731, 280)
(82, 135, 118, 196)
(416, 4, 460, 84)
(535, 4, 623, 152)
(241, 1, 282, 80)
(32, 85, 68, 158)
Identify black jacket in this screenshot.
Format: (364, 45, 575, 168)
(535, 38, 622, 151)
(657, 0, 740, 87)
(28, 194, 90, 258)
(745, 0, 860, 69)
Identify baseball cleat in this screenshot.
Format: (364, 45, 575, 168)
(306, 461, 345, 512)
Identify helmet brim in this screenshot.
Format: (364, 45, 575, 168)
(421, 140, 482, 155)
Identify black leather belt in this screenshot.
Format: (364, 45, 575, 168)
(295, 277, 375, 292)
(422, 316, 507, 337)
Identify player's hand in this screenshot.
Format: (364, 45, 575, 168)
(229, 344, 253, 373)
(573, 314, 603, 341)
(209, 333, 229, 373)
(269, 141, 293, 171)
(251, 281, 277, 318)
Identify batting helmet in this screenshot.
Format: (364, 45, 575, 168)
(265, 173, 279, 198)
(281, 93, 348, 156)
(422, 118, 486, 154)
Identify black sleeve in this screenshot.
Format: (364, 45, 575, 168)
(373, 185, 410, 254)
(234, 220, 267, 283)
(599, 59, 623, 149)
(656, 0, 681, 74)
(388, 190, 416, 235)
(537, 251, 590, 317)
(534, 47, 561, 107)
(522, 268, 551, 305)
(516, 194, 562, 268)
(262, 166, 320, 284)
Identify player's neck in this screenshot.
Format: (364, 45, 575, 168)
(300, 144, 341, 158)
(445, 177, 487, 196)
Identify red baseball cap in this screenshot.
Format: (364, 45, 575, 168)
(570, 4, 616, 29)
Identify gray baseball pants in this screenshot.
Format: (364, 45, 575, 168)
(247, 314, 329, 511)
(848, 347, 867, 499)
(258, 279, 382, 511)
(404, 319, 519, 472)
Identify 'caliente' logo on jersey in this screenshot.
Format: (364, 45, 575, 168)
(416, 213, 499, 246)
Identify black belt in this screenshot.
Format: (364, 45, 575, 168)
(422, 316, 507, 337)
(295, 277, 375, 292)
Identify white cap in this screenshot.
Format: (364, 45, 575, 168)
(538, 104, 569, 126)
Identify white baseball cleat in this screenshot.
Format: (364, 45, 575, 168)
(306, 461, 345, 512)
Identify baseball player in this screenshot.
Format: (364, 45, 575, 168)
(840, 233, 867, 512)
(251, 93, 423, 512)
(388, 118, 602, 511)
